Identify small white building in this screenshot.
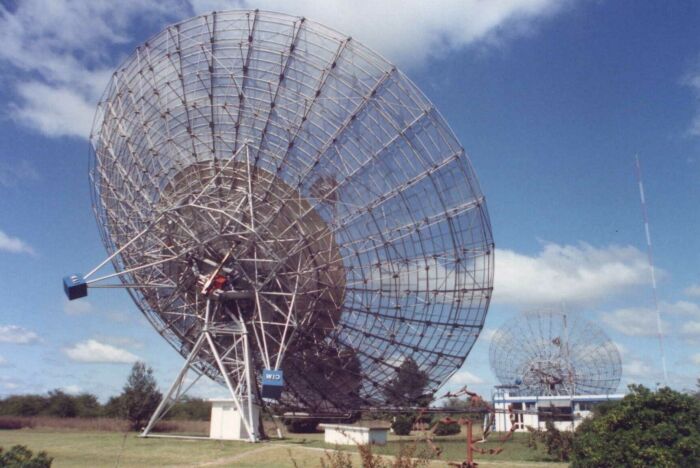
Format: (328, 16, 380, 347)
(492, 392, 624, 432)
(209, 399, 260, 440)
(319, 424, 390, 446)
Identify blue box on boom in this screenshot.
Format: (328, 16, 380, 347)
(261, 369, 283, 399)
(63, 274, 87, 300)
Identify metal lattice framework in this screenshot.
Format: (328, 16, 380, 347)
(489, 310, 622, 396)
(83, 9, 494, 428)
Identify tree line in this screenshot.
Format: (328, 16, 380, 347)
(0, 362, 209, 424)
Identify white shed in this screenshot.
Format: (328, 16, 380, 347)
(319, 424, 390, 446)
(209, 399, 260, 440)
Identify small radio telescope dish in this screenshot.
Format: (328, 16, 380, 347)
(64, 10, 494, 441)
(489, 310, 622, 396)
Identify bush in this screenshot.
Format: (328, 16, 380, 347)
(151, 421, 179, 433)
(432, 420, 461, 436)
(120, 362, 162, 430)
(0, 417, 34, 430)
(0, 445, 53, 467)
(391, 415, 413, 436)
(46, 390, 77, 418)
(383, 359, 432, 407)
(0, 391, 102, 418)
(320, 448, 353, 468)
(284, 419, 320, 433)
(167, 397, 210, 421)
(528, 421, 573, 462)
(321, 441, 430, 468)
(571, 385, 700, 467)
(0, 396, 47, 417)
(413, 414, 431, 425)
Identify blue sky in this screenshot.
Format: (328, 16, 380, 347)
(0, 0, 699, 401)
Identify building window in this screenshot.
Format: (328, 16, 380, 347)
(538, 404, 573, 422)
(578, 402, 595, 411)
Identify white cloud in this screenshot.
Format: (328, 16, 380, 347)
(105, 311, 132, 323)
(613, 341, 628, 357)
(362, 258, 465, 304)
(0, 325, 40, 344)
(95, 336, 145, 349)
(62, 384, 82, 394)
(681, 321, 700, 336)
(0, 0, 186, 138)
(623, 359, 653, 378)
(600, 307, 668, 337)
(0, 377, 21, 391)
(193, 0, 574, 67)
(63, 299, 93, 316)
(188, 376, 229, 400)
(1, 0, 578, 138)
(64, 339, 139, 364)
(684, 284, 700, 298)
(494, 242, 650, 305)
(664, 300, 700, 317)
(448, 370, 485, 386)
(684, 67, 700, 137)
(479, 328, 498, 343)
(0, 160, 39, 188)
(12, 83, 97, 138)
(0, 230, 36, 255)
(602, 300, 700, 339)
(63, 300, 135, 323)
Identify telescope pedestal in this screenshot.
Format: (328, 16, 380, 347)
(140, 299, 260, 442)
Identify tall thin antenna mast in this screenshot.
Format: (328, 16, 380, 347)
(634, 155, 668, 385)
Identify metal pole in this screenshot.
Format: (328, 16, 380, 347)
(635, 155, 668, 385)
(466, 419, 474, 467)
(83, 214, 164, 279)
(242, 323, 257, 442)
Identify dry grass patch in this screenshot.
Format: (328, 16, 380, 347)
(0, 416, 208, 434)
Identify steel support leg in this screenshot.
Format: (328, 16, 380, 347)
(141, 333, 206, 437)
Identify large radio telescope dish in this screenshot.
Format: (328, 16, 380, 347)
(489, 310, 621, 396)
(77, 9, 494, 428)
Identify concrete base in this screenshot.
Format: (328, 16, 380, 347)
(319, 424, 389, 446)
(209, 399, 260, 441)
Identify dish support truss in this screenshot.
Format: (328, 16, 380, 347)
(68, 145, 314, 443)
(141, 298, 259, 441)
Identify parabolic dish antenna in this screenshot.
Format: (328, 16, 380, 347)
(489, 310, 622, 396)
(64, 9, 494, 441)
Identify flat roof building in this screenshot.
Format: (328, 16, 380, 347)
(492, 391, 625, 432)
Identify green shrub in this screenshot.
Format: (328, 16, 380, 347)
(528, 421, 573, 462)
(0, 417, 33, 430)
(413, 414, 431, 426)
(432, 420, 461, 436)
(391, 415, 413, 436)
(571, 385, 700, 467)
(0, 445, 53, 467)
(167, 397, 210, 421)
(0, 396, 47, 417)
(284, 419, 320, 433)
(121, 362, 162, 431)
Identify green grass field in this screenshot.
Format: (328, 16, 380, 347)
(0, 428, 568, 467)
